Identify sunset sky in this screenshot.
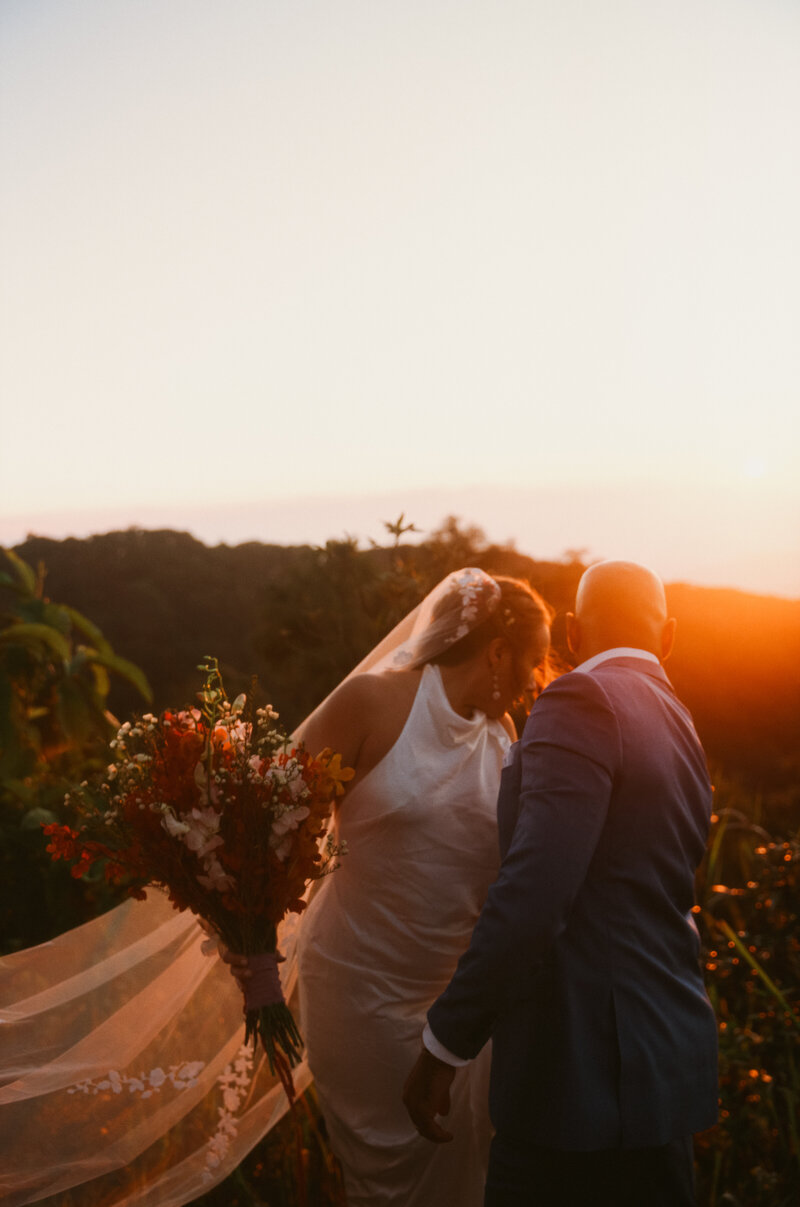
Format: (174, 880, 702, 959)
(1, 0, 798, 595)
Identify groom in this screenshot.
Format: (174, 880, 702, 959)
(404, 560, 718, 1206)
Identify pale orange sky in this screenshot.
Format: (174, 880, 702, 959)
(1, 0, 798, 594)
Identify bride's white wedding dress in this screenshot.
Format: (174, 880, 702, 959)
(297, 663, 510, 1207)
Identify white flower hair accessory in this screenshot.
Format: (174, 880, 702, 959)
(441, 567, 501, 646)
(391, 567, 502, 669)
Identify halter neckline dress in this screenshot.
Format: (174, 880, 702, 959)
(297, 663, 510, 1206)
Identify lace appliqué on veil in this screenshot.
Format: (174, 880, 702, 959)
(203, 1044, 255, 1181)
(67, 1060, 206, 1099)
(65, 1045, 256, 1183)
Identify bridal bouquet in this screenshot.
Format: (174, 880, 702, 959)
(44, 657, 351, 1100)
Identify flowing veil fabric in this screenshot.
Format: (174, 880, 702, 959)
(0, 575, 495, 1206)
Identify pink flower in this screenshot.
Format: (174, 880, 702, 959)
(183, 807, 224, 857)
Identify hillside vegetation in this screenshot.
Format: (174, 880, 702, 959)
(13, 524, 799, 829)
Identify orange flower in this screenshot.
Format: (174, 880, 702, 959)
(315, 749, 355, 795)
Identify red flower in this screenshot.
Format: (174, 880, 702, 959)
(43, 823, 80, 860)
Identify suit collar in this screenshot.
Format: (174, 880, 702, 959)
(573, 649, 672, 690)
(573, 647, 660, 674)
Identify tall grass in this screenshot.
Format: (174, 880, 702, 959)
(694, 797, 799, 1206)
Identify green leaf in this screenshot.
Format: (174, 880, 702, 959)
(0, 548, 37, 595)
(0, 623, 71, 661)
(717, 918, 800, 1026)
(55, 678, 94, 744)
(40, 602, 72, 636)
(63, 606, 113, 655)
(91, 661, 111, 699)
(86, 651, 152, 703)
(14, 597, 47, 625)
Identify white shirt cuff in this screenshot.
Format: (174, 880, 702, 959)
(421, 1021, 470, 1067)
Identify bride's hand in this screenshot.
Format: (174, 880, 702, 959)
(218, 945, 253, 994)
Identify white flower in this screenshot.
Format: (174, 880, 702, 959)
(149, 1067, 166, 1088)
(161, 808, 191, 838)
(196, 855, 235, 893)
(287, 774, 308, 801)
(183, 806, 224, 857)
(268, 803, 310, 861)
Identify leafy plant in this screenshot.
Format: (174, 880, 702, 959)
(695, 797, 800, 1206)
(0, 547, 151, 950)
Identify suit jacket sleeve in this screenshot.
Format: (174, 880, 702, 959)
(427, 670, 622, 1060)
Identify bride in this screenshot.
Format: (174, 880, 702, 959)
(230, 567, 554, 1206)
(0, 567, 553, 1207)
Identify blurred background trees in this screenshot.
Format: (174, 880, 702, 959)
(0, 547, 151, 948)
(9, 522, 798, 824)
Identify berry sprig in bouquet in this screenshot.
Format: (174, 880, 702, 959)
(44, 658, 351, 1100)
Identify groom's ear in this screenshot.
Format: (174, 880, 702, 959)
(566, 612, 580, 656)
(660, 617, 677, 662)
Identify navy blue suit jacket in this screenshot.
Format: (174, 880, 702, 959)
(427, 656, 719, 1151)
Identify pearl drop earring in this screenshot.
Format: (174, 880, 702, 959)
(491, 671, 501, 701)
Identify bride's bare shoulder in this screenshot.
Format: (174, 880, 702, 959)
(345, 668, 421, 704)
(327, 668, 421, 727)
(340, 670, 422, 777)
(300, 669, 422, 768)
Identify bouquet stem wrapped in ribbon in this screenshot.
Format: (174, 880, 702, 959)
(241, 946, 304, 1098)
(45, 658, 351, 1103)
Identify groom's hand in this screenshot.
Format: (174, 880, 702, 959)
(402, 1048, 456, 1143)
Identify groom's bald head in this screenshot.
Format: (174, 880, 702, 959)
(567, 561, 676, 663)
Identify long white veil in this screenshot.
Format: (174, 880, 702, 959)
(0, 570, 508, 1207)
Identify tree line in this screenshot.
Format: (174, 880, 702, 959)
(11, 521, 799, 823)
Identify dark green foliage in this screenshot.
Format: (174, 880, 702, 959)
(0, 547, 152, 949)
(696, 794, 800, 1206)
(12, 527, 799, 817)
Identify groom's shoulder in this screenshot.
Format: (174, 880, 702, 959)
(525, 668, 620, 759)
(530, 671, 617, 733)
(536, 666, 613, 709)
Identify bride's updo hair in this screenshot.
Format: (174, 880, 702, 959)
(425, 571, 555, 693)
